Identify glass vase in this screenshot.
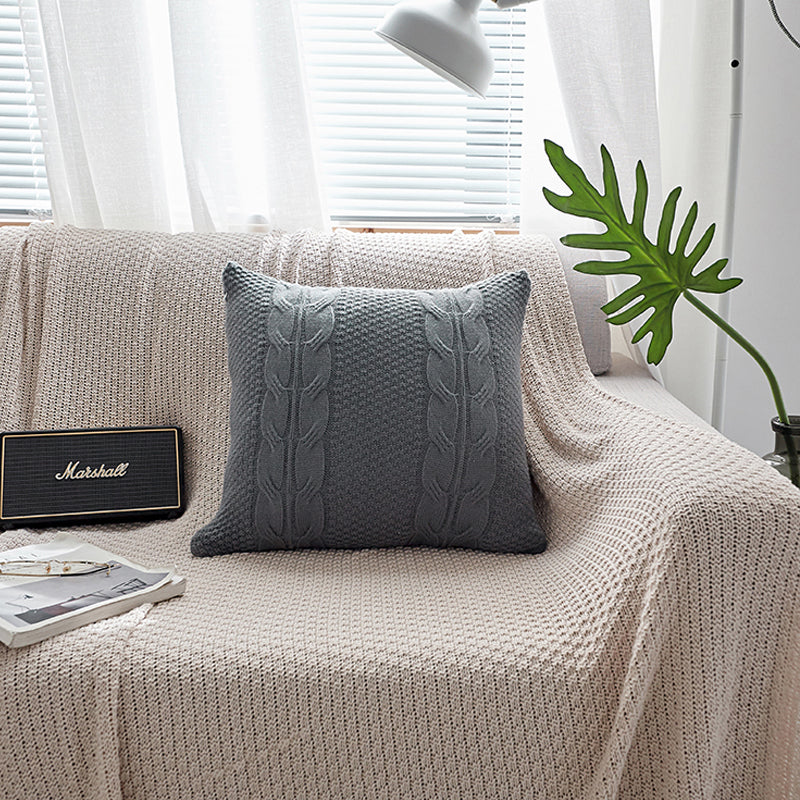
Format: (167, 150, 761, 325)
(762, 416, 800, 486)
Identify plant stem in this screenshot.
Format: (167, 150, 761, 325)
(682, 290, 799, 488)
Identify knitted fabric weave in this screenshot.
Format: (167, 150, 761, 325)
(1, 224, 799, 800)
(192, 263, 545, 555)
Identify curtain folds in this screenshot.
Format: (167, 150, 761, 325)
(522, 0, 663, 378)
(527, 0, 735, 412)
(20, 0, 329, 233)
(656, 0, 734, 422)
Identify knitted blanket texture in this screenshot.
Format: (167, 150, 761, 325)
(0, 223, 798, 800)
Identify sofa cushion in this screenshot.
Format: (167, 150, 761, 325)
(191, 262, 546, 555)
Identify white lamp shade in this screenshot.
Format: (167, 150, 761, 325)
(375, 0, 494, 98)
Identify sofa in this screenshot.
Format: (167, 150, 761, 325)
(1, 223, 798, 800)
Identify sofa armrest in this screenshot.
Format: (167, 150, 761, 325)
(596, 353, 714, 433)
(521, 347, 800, 794)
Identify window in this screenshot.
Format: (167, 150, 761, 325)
(297, 0, 526, 227)
(0, 0, 49, 219)
(4, 1, 527, 228)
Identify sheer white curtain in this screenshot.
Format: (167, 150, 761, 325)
(520, 0, 662, 376)
(657, 0, 735, 422)
(19, 0, 329, 233)
(522, 0, 735, 414)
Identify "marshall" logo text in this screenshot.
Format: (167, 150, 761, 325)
(54, 461, 129, 480)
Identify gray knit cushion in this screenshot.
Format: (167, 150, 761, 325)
(191, 262, 546, 555)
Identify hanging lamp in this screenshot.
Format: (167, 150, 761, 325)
(375, 0, 494, 98)
(375, 0, 535, 98)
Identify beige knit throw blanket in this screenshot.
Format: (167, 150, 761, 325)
(1, 223, 799, 800)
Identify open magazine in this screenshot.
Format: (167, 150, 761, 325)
(0, 533, 185, 648)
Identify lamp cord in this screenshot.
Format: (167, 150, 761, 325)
(767, 0, 800, 49)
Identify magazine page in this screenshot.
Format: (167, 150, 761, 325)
(0, 533, 175, 641)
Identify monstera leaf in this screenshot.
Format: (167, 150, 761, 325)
(542, 140, 742, 365)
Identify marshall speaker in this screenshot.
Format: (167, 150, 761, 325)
(0, 427, 184, 529)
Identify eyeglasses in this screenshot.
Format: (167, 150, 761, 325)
(0, 559, 113, 577)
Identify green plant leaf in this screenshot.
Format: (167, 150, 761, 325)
(542, 139, 743, 365)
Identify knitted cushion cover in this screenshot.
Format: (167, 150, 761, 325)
(192, 262, 546, 555)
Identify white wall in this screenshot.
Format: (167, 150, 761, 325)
(721, 0, 800, 455)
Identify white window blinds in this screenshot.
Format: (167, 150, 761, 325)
(0, 0, 48, 217)
(297, 0, 526, 227)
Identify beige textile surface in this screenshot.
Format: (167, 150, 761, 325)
(0, 223, 799, 800)
(597, 354, 716, 432)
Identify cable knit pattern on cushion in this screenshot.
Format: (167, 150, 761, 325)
(414, 287, 498, 548)
(192, 262, 545, 555)
(255, 279, 337, 549)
